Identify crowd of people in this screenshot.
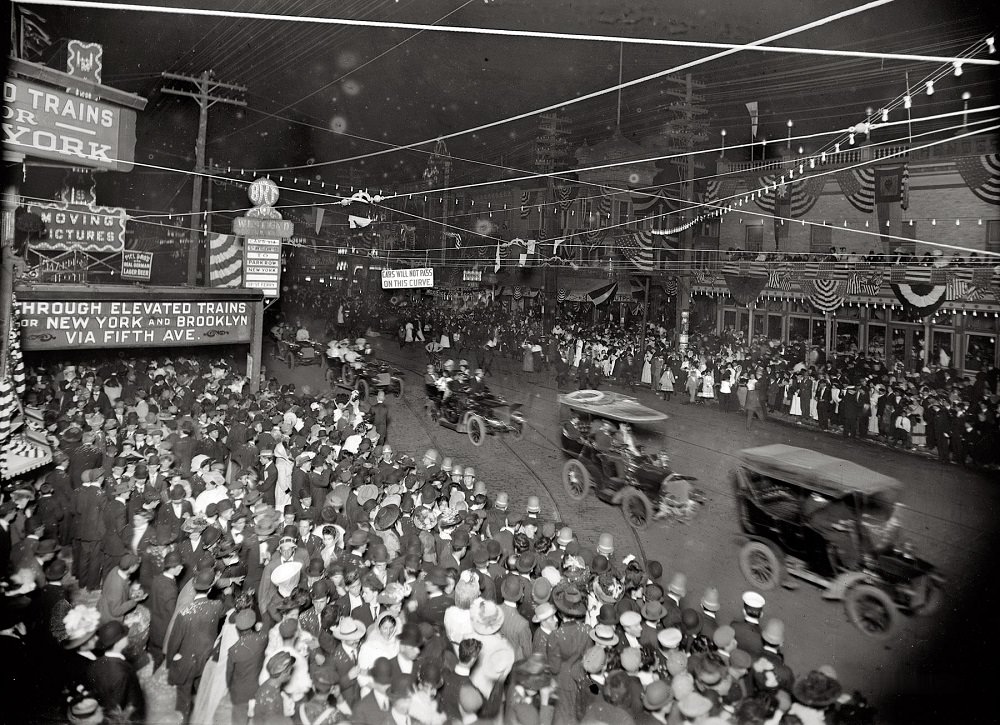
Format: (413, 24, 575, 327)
(0, 343, 885, 725)
(276, 288, 999, 470)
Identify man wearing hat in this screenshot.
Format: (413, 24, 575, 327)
(226, 609, 268, 725)
(100, 479, 132, 579)
(73, 468, 107, 590)
(88, 620, 145, 723)
(323, 617, 366, 708)
(253, 651, 295, 724)
(96, 553, 140, 624)
(351, 656, 394, 723)
(258, 532, 309, 629)
(165, 569, 225, 721)
(147, 551, 183, 669)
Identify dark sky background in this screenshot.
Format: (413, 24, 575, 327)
(9, 0, 998, 217)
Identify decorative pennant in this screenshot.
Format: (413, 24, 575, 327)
(891, 282, 948, 317)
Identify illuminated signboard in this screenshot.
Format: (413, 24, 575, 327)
(243, 239, 281, 297)
(25, 200, 126, 253)
(381, 268, 434, 289)
(17, 299, 253, 350)
(3, 77, 137, 172)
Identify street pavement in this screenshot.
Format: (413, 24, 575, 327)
(267, 333, 999, 724)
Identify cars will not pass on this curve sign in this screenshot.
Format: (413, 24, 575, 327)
(381, 268, 434, 289)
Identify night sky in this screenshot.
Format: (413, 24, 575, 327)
(10, 0, 997, 216)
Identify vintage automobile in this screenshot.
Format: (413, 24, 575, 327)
(274, 338, 326, 370)
(732, 444, 943, 639)
(558, 390, 696, 531)
(426, 385, 525, 447)
(334, 357, 404, 401)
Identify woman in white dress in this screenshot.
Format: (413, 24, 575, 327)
(868, 388, 881, 436)
(789, 375, 803, 417)
(658, 366, 675, 401)
(699, 368, 716, 401)
(273, 441, 294, 515)
(640, 350, 653, 387)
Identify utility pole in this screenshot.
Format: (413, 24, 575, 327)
(534, 112, 572, 331)
(660, 74, 707, 349)
(161, 71, 246, 285)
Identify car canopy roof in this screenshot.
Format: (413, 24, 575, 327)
(558, 390, 668, 424)
(737, 444, 902, 498)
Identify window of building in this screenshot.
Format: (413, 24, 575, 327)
(987, 220, 1000, 254)
(745, 224, 764, 252)
(965, 333, 996, 371)
(617, 201, 630, 228)
(809, 224, 832, 254)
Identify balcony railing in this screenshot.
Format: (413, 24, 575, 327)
(720, 144, 910, 174)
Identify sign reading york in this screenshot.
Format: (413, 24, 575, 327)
(3, 78, 136, 171)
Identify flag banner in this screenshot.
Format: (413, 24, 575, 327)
(954, 154, 1000, 205)
(889, 267, 906, 284)
(702, 178, 740, 206)
(847, 270, 884, 296)
(662, 278, 679, 297)
(901, 163, 910, 210)
(314, 207, 325, 234)
(767, 267, 792, 291)
(557, 288, 568, 302)
(598, 188, 614, 218)
(746, 101, 759, 139)
(553, 185, 578, 211)
(891, 282, 948, 317)
(773, 182, 791, 247)
(587, 281, 618, 306)
(616, 231, 659, 271)
(519, 191, 535, 218)
(208, 233, 243, 287)
(693, 269, 715, 285)
(723, 274, 768, 306)
(835, 168, 876, 213)
(972, 267, 995, 288)
(874, 164, 904, 251)
(753, 175, 822, 219)
(804, 279, 847, 313)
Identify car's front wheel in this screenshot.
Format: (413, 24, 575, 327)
(738, 540, 782, 591)
(845, 584, 898, 639)
(562, 459, 591, 501)
(467, 414, 486, 446)
(621, 489, 652, 531)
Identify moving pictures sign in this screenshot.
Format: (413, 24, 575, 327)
(17, 299, 253, 350)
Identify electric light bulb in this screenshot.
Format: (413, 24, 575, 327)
(849, 133, 855, 145)
(988, 37, 996, 54)
(903, 95, 912, 109)
(932, 218, 936, 225)
(962, 91, 971, 101)
(809, 159, 815, 168)
(926, 81, 934, 95)
(953, 62, 963, 76)
(835, 143, 840, 153)
(881, 108, 889, 122)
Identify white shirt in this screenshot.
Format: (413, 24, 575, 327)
(194, 487, 228, 516)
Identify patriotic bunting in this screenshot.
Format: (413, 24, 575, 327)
(954, 154, 1000, 205)
(587, 282, 618, 306)
(616, 231, 658, 271)
(803, 279, 847, 313)
(208, 233, 243, 287)
(846, 270, 884, 296)
(767, 267, 792, 292)
(874, 164, 904, 251)
(723, 274, 768, 306)
(662, 278, 679, 297)
(891, 282, 948, 317)
(835, 168, 876, 213)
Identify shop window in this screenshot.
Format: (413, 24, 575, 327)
(767, 314, 783, 340)
(932, 330, 954, 367)
(789, 316, 810, 342)
(965, 333, 996, 371)
(812, 318, 827, 349)
(752, 312, 766, 337)
(723, 309, 737, 331)
(987, 220, 1000, 254)
(835, 321, 859, 353)
(810, 224, 833, 254)
(868, 323, 886, 358)
(745, 225, 764, 252)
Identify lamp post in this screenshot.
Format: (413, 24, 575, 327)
(720, 129, 727, 157)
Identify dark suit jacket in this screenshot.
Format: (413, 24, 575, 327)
(226, 629, 268, 704)
(73, 484, 106, 542)
(352, 691, 391, 725)
(100, 498, 130, 559)
(155, 500, 193, 546)
(88, 655, 145, 721)
(166, 596, 224, 686)
(97, 569, 137, 623)
(148, 573, 179, 648)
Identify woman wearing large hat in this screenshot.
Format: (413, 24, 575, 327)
(547, 582, 592, 725)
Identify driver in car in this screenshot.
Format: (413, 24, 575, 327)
(468, 368, 488, 395)
(615, 423, 642, 457)
(295, 320, 311, 342)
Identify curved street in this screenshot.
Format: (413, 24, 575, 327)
(267, 331, 999, 724)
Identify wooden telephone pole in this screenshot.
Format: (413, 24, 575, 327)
(161, 71, 246, 285)
(660, 74, 707, 347)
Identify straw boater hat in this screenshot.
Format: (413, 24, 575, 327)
(271, 561, 303, 598)
(470, 598, 505, 636)
(332, 617, 365, 642)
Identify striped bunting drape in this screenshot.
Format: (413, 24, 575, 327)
(519, 191, 534, 218)
(835, 167, 876, 213)
(846, 270, 884, 296)
(587, 281, 618, 306)
(803, 279, 847, 313)
(753, 175, 822, 218)
(208, 233, 243, 287)
(955, 154, 1000, 205)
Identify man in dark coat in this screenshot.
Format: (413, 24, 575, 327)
(226, 609, 268, 725)
(101, 482, 132, 578)
(68, 430, 105, 489)
(166, 569, 224, 721)
(369, 390, 390, 444)
(950, 404, 968, 464)
(815, 377, 833, 430)
(73, 468, 106, 590)
(934, 402, 953, 463)
(839, 386, 861, 439)
(148, 551, 182, 669)
(88, 621, 145, 723)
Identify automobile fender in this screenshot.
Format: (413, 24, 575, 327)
(610, 485, 646, 506)
(823, 572, 872, 601)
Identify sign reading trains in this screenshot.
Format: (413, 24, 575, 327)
(3, 77, 137, 171)
(381, 268, 434, 289)
(17, 300, 252, 350)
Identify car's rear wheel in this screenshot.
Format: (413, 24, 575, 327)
(845, 584, 898, 639)
(356, 379, 370, 402)
(467, 414, 486, 446)
(738, 541, 782, 591)
(621, 489, 652, 530)
(562, 459, 591, 501)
